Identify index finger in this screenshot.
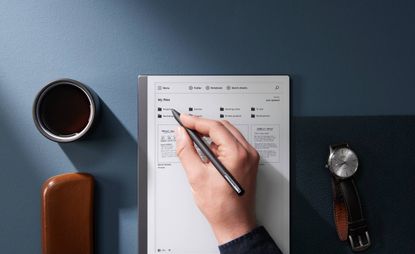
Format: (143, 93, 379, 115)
(180, 114, 238, 147)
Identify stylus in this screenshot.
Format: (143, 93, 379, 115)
(171, 109, 245, 196)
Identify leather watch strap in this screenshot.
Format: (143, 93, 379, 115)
(330, 143, 348, 150)
(332, 180, 348, 241)
(332, 178, 371, 251)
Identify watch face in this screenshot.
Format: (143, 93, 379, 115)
(328, 148, 359, 178)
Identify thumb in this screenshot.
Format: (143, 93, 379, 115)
(175, 126, 205, 181)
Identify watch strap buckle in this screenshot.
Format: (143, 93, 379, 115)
(348, 231, 371, 252)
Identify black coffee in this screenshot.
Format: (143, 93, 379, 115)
(39, 84, 91, 135)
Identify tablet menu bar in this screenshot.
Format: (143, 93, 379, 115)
(154, 82, 284, 94)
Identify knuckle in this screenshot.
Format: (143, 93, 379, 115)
(187, 171, 204, 186)
(176, 146, 184, 157)
(187, 174, 198, 185)
(252, 149, 260, 163)
(220, 119, 230, 125)
(237, 147, 249, 161)
(246, 145, 260, 163)
(176, 142, 187, 158)
(212, 121, 224, 129)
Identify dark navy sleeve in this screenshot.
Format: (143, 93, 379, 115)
(218, 226, 282, 254)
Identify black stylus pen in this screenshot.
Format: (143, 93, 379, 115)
(171, 109, 245, 196)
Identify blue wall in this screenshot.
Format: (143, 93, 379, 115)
(0, 1, 414, 253)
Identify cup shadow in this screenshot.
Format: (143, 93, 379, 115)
(0, 86, 44, 253)
(59, 101, 137, 254)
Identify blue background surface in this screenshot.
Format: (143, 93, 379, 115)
(0, 1, 414, 253)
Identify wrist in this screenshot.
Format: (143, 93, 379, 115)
(211, 217, 257, 245)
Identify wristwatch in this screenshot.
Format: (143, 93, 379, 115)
(326, 144, 371, 252)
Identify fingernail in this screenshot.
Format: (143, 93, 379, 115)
(175, 126, 183, 144)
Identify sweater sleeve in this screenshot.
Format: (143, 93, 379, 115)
(218, 226, 283, 254)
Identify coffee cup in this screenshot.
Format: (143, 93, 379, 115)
(33, 79, 100, 142)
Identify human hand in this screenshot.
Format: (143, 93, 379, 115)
(175, 114, 260, 244)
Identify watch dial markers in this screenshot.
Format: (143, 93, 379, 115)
(329, 148, 358, 178)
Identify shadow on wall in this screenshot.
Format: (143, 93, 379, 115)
(0, 85, 43, 253)
(59, 101, 137, 254)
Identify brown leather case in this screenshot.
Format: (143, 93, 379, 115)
(41, 173, 94, 254)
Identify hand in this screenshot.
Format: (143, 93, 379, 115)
(175, 114, 260, 244)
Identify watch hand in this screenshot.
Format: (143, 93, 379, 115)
(335, 161, 346, 167)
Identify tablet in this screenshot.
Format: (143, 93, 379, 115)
(138, 75, 290, 254)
